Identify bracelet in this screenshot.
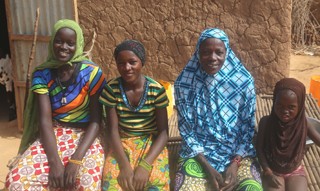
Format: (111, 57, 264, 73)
(69, 159, 83, 165)
(232, 156, 242, 167)
(138, 158, 153, 172)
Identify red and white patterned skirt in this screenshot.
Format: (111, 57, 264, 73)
(5, 122, 104, 191)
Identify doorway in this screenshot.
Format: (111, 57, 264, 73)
(0, 0, 16, 122)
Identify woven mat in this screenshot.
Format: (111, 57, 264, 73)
(167, 94, 320, 190)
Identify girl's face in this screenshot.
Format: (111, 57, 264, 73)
(274, 89, 299, 123)
(199, 38, 226, 75)
(116, 50, 143, 83)
(53, 28, 76, 62)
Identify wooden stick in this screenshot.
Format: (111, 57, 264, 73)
(24, 8, 40, 110)
(83, 30, 97, 61)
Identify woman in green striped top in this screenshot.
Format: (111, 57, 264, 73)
(99, 40, 170, 191)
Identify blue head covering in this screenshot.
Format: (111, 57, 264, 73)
(174, 28, 256, 172)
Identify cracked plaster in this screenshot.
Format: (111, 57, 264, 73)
(78, 0, 291, 94)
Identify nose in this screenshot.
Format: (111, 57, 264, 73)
(123, 63, 131, 71)
(61, 42, 68, 50)
(282, 109, 289, 114)
(209, 52, 218, 61)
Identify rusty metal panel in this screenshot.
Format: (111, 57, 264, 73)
(8, 0, 75, 36)
(13, 41, 48, 81)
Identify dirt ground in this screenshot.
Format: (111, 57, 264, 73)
(0, 54, 319, 189)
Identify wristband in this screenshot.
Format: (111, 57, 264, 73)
(138, 158, 153, 172)
(69, 159, 83, 165)
(232, 156, 242, 167)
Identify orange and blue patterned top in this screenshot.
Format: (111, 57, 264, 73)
(31, 61, 105, 123)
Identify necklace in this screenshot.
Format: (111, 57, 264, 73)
(56, 77, 68, 105)
(55, 63, 81, 105)
(119, 77, 149, 112)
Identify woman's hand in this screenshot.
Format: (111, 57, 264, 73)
(221, 162, 238, 191)
(206, 166, 224, 190)
(263, 170, 282, 188)
(48, 161, 65, 189)
(196, 153, 224, 190)
(133, 166, 150, 191)
(64, 162, 81, 189)
(118, 165, 135, 191)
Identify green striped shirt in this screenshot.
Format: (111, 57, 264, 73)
(99, 76, 169, 137)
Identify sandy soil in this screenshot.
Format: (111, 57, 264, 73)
(0, 54, 319, 189)
(0, 117, 20, 188)
(289, 54, 320, 93)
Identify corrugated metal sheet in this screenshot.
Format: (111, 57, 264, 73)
(6, 0, 77, 131)
(9, 0, 75, 35)
(13, 41, 48, 81)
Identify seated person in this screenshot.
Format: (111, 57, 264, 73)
(99, 40, 170, 191)
(5, 19, 105, 190)
(257, 78, 320, 191)
(174, 28, 262, 191)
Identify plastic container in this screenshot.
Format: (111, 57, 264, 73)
(310, 76, 320, 107)
(158, 80, 174, 118)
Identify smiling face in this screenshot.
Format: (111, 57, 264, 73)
(274, 89, 299, 124)
(116, 50, 143, 84)
(199, 38, 227, 75)
(53, 28, 76, 62)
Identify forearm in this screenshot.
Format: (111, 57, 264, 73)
(71, 93, 102, 160)
(110, 129, 131, 169)
(257, 152, 271, 172)
(178, 119, 204, 156)
(40, 123, 61, 165)
(196, 153, 218, 175)
(256, 117, 272, 172)
(143, 130, 168, 164)
(237, 84, 256, 157)
(71, 122, 100, 160)
(37, 93, 61, 165)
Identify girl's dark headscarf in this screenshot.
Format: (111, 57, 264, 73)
(264, 78, 307, 174)
(114, 40, 146, 65)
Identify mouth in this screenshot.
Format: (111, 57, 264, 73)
(205, 63, 222, 72)
(122, 73, 134, 78)
(207, 64, 220, 69)
(281, 115, 290, 121)
(57, 51, 70, 58)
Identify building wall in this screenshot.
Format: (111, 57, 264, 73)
(78, 0, 291, 94)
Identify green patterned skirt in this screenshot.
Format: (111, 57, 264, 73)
(174, 157, 262, 191)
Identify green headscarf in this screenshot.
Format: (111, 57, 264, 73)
(18, 19, 90, 154)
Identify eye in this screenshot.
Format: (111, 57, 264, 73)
(201, 50, 211, 55)
(54, 39, 62, 44)
(289, 105, 296, 110)
(129, 61, 138, 65)
(216, 51, 224, 56)
(68, 41, 75, 46)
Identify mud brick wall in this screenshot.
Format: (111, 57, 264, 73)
(78, 0, 291, 94)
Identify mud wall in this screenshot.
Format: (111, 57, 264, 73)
(78, 0, 291, 94)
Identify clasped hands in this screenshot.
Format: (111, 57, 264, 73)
(208, 162, 238, 191)
(118, 165, 150, 191)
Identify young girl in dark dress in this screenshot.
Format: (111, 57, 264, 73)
(257, 78, 320, 191)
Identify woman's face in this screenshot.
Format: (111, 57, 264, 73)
(274, 89, 299, 124)
(199, 38, 226, 75)
(53, 28, 76, 62)
(116, 50, 143, 83)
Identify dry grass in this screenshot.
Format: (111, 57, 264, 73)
(292, 0, 320, 51)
